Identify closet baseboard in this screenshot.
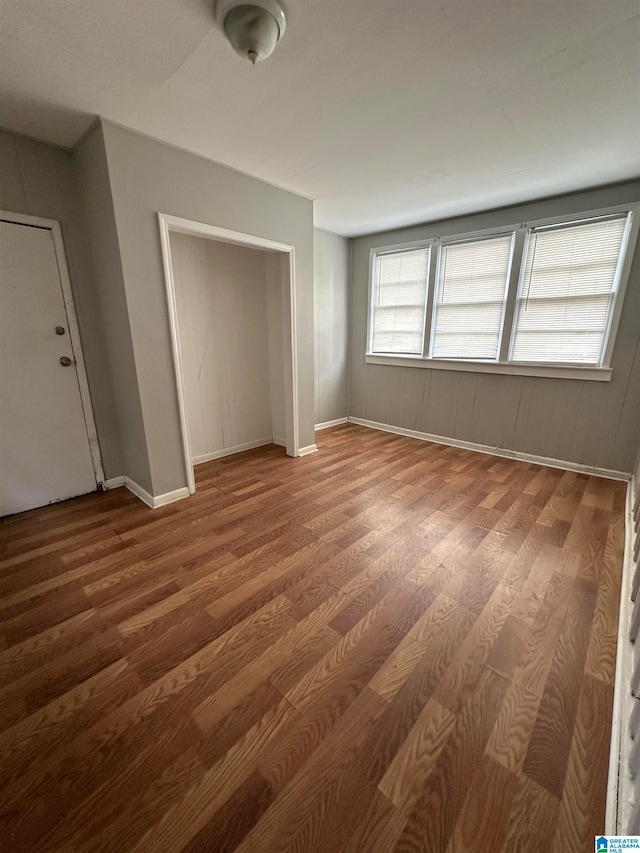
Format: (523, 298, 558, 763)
(193, 438, 274, 465)
(315, 417, 348, 431)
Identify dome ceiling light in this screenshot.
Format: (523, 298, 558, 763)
(216, 0, 287, 65)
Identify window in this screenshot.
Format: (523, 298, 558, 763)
(511, 215, 629, 365)
(370, 246, 430, 354)
(367, 205, 635, 379)
(431, 234, 513, 360)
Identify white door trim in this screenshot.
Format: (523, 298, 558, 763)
(0, 209, 105, 489)
(157, 212, 300, 496)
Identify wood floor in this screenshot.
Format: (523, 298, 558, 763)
(0, 424, 626, 852)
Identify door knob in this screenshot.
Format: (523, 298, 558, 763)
(59, 356, 73, 366)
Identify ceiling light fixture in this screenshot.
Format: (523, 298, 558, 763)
(216, 0, 286, 65)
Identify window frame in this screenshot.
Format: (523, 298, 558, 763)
(367, 239, 435, 357)
(428, 230, 516, 362)
(365, 202, 639, 382)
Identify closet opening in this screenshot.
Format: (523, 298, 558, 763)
(158, 213, 299, 495)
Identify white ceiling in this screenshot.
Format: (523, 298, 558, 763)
(1, 0, 639, 236)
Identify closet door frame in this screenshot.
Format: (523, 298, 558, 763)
(158, 212, 299, 496)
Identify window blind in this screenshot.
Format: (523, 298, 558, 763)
(431, 234, 513, 360)
(371, 247, 430, 354)
(511, 214, 628, 364)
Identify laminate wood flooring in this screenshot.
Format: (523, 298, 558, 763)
(0, 424, 626, 852)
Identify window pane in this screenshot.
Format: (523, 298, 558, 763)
(513, 294, 610, 333)
(511, 215, 628, 364)
(371, 247, 429, 354)
(431, 234, 513, 360)
(512, 331, 604, 363)
(433, 302, 505, 359)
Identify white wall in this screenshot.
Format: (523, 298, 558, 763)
(349, 181, 640, 473)
(170, 232, 273, 462)
(314, 229, 349, 425)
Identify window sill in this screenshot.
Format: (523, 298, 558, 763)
(365, 354, 613, 382)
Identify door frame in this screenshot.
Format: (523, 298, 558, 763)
(158, 212, 299, 496)
(0, 210, 106, 489)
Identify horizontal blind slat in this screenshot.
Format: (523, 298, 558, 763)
(512, 215, 627, 364)
(432, 234, 512, 360)
(371, 247, 430, 354)
(513, 294, 611, 333)
(511, 331, 604, 363)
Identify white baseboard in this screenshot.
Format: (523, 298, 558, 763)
(123, 477, 154, 508)
(315, 417, 349, 431)
(606, 478, 636, 833)
(347, 417, 631, 482)
(123, 476, 189, 509)
(105, 476, 124, 490)
(273, 437, 318, 455)
(297, 444, 318, 457)
(152, 487, 190, 508)
(193, 437, 273, 465)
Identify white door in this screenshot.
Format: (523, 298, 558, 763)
(0, 220, 97, 516)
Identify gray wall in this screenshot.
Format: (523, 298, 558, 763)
(0, 129, 123, 478)
(74, 125, 150, 488)
(350, 181, 640, 473)
(101, 121, 315, 496)
(313, 229, 349, 425)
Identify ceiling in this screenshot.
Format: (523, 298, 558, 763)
(1, 0, 639, 237)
